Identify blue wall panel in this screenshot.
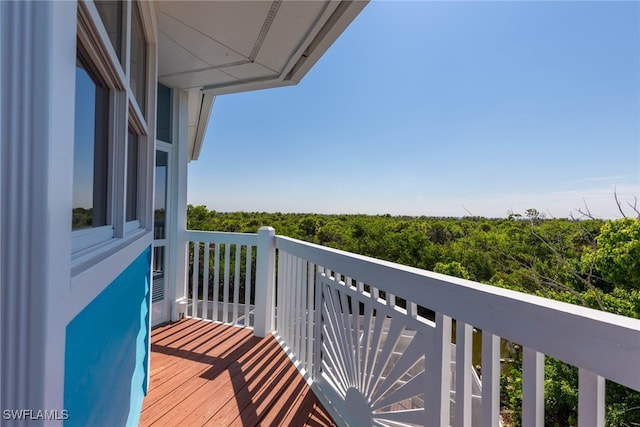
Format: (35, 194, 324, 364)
(64, 247, 151, 427)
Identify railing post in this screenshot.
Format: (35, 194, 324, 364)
(254, 226, 276, 337)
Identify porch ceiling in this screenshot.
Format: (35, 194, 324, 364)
(157, 0, 367, 96)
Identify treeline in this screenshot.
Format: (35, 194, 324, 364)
(187, 205, 640, 426)
(188, 206, 639, 315)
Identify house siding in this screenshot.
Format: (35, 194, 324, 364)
(64, 247, 151, 427)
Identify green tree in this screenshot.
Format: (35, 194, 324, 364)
(433, 261, 470, 279)
(582, 218, 640, 290)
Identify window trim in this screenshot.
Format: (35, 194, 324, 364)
(124, 220, 141, 234)
(71, 225, 115, 253)
(72, 0, 155, 266)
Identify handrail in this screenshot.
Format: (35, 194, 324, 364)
(186, 230, 257, 246)
(275, 235, 640, 393)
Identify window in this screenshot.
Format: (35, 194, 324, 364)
(94, 1, 123, 64)
(126, 129, 139, 222)
(156, 83, 172, 143)
(154, 150, 168, 239)
(73, 0, 151, 256)
(130, 2, 147, 114)
(72, 59, 110, 230)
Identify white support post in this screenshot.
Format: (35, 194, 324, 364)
(578, 368, 605, 427)
(0, 0, 75, 421)
(170, 89, 189, 321)
(426, 313, 451, 426)
(522, 347, 545, 427)
(254, 227, 276, 337)
(482, 332, 500, 427)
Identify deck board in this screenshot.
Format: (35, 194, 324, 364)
(140, 319, 336, 427)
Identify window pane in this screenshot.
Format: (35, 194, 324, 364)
(152, 246, 166, 302)
(156, 84, 172, 143)
(94, 1, 123, 65)
(126, 130, 139, 222)
(154, 150, 168, 239)
(130, 2, 147, 113)
(73, 63, 109, 230)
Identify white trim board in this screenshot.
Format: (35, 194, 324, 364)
(69, 231, 152, 323)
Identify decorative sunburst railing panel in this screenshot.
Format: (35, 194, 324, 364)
(273, 237, 477, 426)
(314, 272, 433, 427)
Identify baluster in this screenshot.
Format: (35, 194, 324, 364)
(426, 313, 452, 426)
(213, 243, 220, 322)
(233, 244, 241, 324)
(371, 286, 379, 302)
(578, 369, 605, 427)
(276, 249, 284, 332)
(387, 293, 396, 309)
(306, 262, 315, 375)
(482, 332, 500, 427)
(312, 267, 324, 381)
(191, 242, 199, 318)
(202, 243, 210, 320)
(522, 347, 544, 427)
(408, 302, 417, 319)
(281, 252, 289, 345)
(223, 243, 230, 323)
(294, 256, 303, 358)
(455, 321, 473, 427)
(244, 245, 252, 327)
(284, 253, 293, 345)
(286, 254, 296, 348)
(298, 258, 308, 370)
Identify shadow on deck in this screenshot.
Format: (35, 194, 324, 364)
(140, 319, 335, 426)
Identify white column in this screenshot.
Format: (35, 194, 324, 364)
(0, 0, 76, 423)
(254, 227, 276, 337)
(170, 90, 189, 321)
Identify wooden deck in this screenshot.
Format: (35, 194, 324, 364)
(140, 319, 336, 426)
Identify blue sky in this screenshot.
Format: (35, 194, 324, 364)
(188, 1, 640, 219)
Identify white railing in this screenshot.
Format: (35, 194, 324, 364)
(273, 235, 640, 427)
(181, 229, 640, 427)
(185, 230, 258, 327)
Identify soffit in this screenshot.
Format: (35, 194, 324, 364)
(157, 0, 367, 95)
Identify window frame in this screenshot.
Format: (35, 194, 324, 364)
(72, 0, 155, 264)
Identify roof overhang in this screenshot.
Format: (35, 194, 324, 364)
(156, 0, 367, 160)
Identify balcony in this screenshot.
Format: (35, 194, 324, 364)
(143, 227, 640, 426)
(140, 320, 335, 426)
